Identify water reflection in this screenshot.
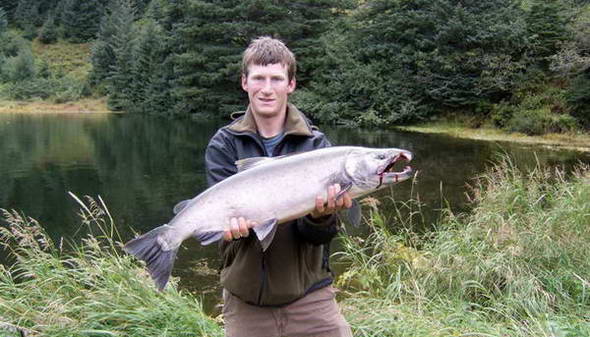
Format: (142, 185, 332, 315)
(1, 113, 589, 313)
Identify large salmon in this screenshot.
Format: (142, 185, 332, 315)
(124, 146, 414, 290)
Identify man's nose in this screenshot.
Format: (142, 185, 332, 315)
(261, 79, 273, 93)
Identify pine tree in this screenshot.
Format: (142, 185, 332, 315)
(62, 0, 106, 42)
(39, 13, 58, 44)
(305, 0, 529, 125)
(170, 0, 349, 116)
(14, 0, 40, 28)
(98, 0, 136, 111)
(526, 0, 570, 69)
(0, 7, 7, 35)
(128, 20, 174, 114)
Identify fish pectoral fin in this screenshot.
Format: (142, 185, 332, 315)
(173, 199, 191, 214)
(347, 199, 362, 227)
(253, 218, 279, 252)
(335, 181, 353, 199)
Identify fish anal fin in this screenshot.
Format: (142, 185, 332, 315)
(347, 199, 362, 227)
(253, 218, 279, 251)
(195, 231, 224, 246)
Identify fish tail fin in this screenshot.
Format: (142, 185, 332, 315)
(124, 225, 178, 291)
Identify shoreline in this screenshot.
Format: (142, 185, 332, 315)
(0, 98, 113, 114)
(397, 123, 590, 153)
(2, 99, 588, 152)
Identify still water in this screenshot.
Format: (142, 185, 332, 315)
(1, 113, 589, 311)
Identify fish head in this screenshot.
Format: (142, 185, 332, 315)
(345, 147, 414, 191)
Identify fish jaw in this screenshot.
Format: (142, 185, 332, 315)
(378, 150, 414, 184)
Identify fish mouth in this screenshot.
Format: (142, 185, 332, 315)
(377, 151, 414, 184)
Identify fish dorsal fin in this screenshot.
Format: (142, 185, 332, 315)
(235, 156, 285, 172)
(173, 199, 191, 214)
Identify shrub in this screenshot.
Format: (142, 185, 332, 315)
(0, 48, 35, 82)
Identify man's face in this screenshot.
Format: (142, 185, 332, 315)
(242, 63, 296, 119)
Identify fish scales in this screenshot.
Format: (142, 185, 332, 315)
(124, 146, 414, 290)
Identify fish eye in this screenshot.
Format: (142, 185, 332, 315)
(377, 154, 386, 160)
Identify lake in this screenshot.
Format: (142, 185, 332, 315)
(1, 112, 589, 312)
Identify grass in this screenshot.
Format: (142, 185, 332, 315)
(0, 196, 223, 337)
(398, 119, 590, 153)
(1, 160, 588, 336)
(336, 159, 590, 336)
(0, 97, 110, 114)
(31, 39, 92, 81)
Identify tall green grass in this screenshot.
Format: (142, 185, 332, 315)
(337, 159, 590, 336)
(0, 197, 222, 337)
(1, 160, 588, 336)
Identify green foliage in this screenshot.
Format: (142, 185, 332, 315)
(566, 71, 590, 128)
(38, 13, 58, 44)
(338, 160, 590, 336)
(0, 7, 7, 34)
(0, 198, 223, 336)
(61, 0, 105, 42)
(169, 0, 351, 116)
(0, 48, 35, 82)
(525, 0, 571, 69)
(306, 0, 529, 126)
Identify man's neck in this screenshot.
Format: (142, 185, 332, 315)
(252, 110, 287, 138)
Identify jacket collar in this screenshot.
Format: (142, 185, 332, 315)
(227, 103, 314, 137)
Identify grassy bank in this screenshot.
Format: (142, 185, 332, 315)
(399, 121, 590, 153)
(0, 198, 222, 337)
(1, 161, 589, 336)
(337, 159, 590, 336)
(0, 97, 110, 114)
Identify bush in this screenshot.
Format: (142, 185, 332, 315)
(0, 48, 35, 82)
(506, 107, 575, 135)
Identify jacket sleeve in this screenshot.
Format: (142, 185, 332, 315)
(293, 134, 342, 245)
(205, 131, 238, 187)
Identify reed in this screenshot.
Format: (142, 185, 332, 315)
(0, 196, 222, 337)
(337, 159, 590, 336)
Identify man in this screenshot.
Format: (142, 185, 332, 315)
(205, 37, 354, 337)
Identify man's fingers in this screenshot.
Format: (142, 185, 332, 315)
(315, 195, 325, 214)
(327, 185, 336, 210)
(343, 192, 353, 209)
(230, 217, 241, 239)
(238, 217, 249, 237)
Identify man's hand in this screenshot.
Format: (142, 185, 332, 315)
(309, 183, 353, 219)
(223, 217, 257, 241)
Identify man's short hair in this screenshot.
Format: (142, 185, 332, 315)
(241, 37, 296, 81)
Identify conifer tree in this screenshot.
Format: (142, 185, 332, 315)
(39, 13, 58, 44)
(526, 0, 570, 69)
(62, 0, 105, 42)
(128, 20, 174, 114)
(170, 0, 349, 116)
(0, 7, 7, 35)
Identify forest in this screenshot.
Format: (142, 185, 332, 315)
(1, 0, 590, 134)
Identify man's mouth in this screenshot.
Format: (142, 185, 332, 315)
(258, 98, 275, 104)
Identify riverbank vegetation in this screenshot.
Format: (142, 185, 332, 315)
(1, 161, 588, 336)
(337, 160, 590, 336)
(1, 0, 590, 135)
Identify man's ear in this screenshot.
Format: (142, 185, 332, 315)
(241, 75, 248, 92)
(288, 77, 296, 94)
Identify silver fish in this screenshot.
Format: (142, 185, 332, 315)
(124, 146, 414, 290)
